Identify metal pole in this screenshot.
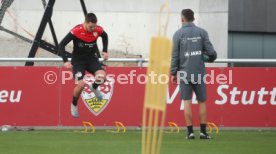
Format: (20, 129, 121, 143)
(25, 0, 56, 66)
(42, 0, 59, 52)
(80, 0, 88, 17)
(1, 58, 276, 64)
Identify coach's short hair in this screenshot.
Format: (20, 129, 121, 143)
(181, 9, 195, 22)
(85, 13, 97, 23)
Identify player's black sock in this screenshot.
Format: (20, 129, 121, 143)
(200, 124, 207, 134)
(187, 125, 194, 134)
(72, 96, 78, 106)
(92, 82, 100, 89)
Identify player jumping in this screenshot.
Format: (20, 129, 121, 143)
(59, 13, 108, 118)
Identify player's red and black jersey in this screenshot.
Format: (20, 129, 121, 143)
(59, 24, 108, 62)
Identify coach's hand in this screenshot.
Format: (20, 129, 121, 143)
(171, 75, 177, 84)
(102, 52, 109, 61)
(64, 62, 72, 69)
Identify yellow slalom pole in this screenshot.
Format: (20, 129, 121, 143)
(141, 2, 172, 154)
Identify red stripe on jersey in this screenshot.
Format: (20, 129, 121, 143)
(70, 24, 104, 42)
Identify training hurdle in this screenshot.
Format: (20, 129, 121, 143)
(81, 121, 95, 133)
(106, 121, 126, 133)
(207, 122, 219, 134)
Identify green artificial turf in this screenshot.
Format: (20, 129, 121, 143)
(0, 130, 275, 154)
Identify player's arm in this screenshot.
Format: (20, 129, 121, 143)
(202, 30, 217, 62)
(170, 32, 180, 83)
(59, 32, 74, 68)
(100, 30, 109, 60)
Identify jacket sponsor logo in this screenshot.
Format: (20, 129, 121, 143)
(184, 51, 202, 57)
(0, 90, 22, 103)
(185, 52, 190, 57)
(81, 77, 114, 116)
(187, 37, 201, 42)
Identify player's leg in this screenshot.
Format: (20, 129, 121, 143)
(87, 60, 106, 100)
(72, 80, 86, 105)
(70, 64, 86, 118)
(184, 100, 194, 139)
(91, 69, 106, 100)
(180, 81, 195, 139)
(193, 82, 212, 139)
(93, 69, 106, 88)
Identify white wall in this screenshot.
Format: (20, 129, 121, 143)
(0, 0, 228, 59)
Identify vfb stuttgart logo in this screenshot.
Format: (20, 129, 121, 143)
(81, 77, 114, 116)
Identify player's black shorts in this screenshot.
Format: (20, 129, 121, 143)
(180, 81, 207, 102)
(72, 58, 105, 80)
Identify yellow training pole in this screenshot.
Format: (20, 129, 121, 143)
(141, 3, 172, 154)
